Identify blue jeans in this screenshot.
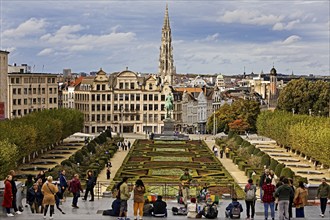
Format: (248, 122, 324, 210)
(264, 202, 275, 219)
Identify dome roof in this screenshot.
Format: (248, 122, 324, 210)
(216, 74, 224, 79)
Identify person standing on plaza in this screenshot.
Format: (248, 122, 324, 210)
(128, 141, 131, 150)
(119, 177, 130, 219)
(262, 178, 275, 220)
(68, 174, 83, 208)
(219, 148, 224, 158)
(179, 168, 193, 207)
(24, 174, 34, 207)
(41, 176, 58, 219)
(2, 175, 14, 217)
(244, 178, 257, 220)
(106, 168, 111, 180)
(225, 147, 230, 158)
(59, 170, 68, 201)
(259, 169, 270, 201)
(133, 179, 146, 220)
(317, 177, 330, 218)
(8, 170, 22, 215)
(275, 178, 294, 220)
(27, 183, 43, 213)
(294, 181, 308, 218)
(288, 178, 295, 220)
(83, 170, 96, 202)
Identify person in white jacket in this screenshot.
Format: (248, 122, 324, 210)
(187, 198, 200, 218)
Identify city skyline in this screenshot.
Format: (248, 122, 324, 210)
(0, 0, 329, 75)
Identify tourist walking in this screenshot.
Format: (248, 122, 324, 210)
(133, 179, 146, 220)
(118, 177, 130, 219)
(275, 178, 294, 220)
(69, 174, 83, 208)
(294, 181, 308, 218)
(26, 183, 43, 213)
(262, 178, 275, 220)
(244, 179, 257, 220)
(317, 177, 330, 218)
(83, 170, 96, 201)
(179, 168, 193, 206)
(106, 168, 111, 180)
(59, 170, 68, 201)
(2, 175, 14, 217)
(225, 147, 230, 158)
(288, 178, 295, 219)
(41, 176, 58, 219)
(8, 170, 22, 215)
(219, 148, 224, 158)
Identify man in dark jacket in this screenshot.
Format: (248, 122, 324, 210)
(26, 183, 43, 213)
(275, 178, 294, 220)
(153, 195, 167, 217)
(59, 170, 68, 200)
(225, 197, 243, 218)
(83, 170, 96, 201)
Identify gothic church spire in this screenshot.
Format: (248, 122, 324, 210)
(159, 4, 175, 85)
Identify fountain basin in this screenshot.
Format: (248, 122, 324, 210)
(49, 151, 71, 155)
(56, 147, 78, 150)
(286, 164, 311, 168)
(297, 171, 324, 175)
(41, 156, 65, 159)
(278, 158, 300, 162)
(31, 161, 57, 165)
(270, 154, 291, 157)
(21, 167, 47, 171)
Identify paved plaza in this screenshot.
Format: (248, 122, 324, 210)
(2, 197, 328, 220)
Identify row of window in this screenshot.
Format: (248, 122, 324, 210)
(75, 93, 166, 102)
(12, 98, 57, 105)
(13, 87, 57, 95)
(12, 107, 57, 117)
(10, 77, 56, 84)
(85, 113, 166, 123)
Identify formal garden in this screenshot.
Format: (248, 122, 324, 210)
(111, 139, 245, 199)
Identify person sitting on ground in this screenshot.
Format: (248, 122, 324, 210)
(153, 195, 167, 217)
(187, 197, 199, 218)
(225, 197, 243, 219)
(111, 197, 121, 216)
(143, 199, 153, 216)
(201, 198, 218, 219)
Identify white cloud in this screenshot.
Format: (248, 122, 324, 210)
(197, 33, 220, 42)
(282, 35, 301, 45)
(217, 9, 283, 26)
(37, 48, 54, 56)
(273, 20, 300, 31)
(3, 18, 47, 38)
(39, 24, 136, 54)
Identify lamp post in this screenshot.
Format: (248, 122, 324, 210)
(213, 108, 216, 136)
(121, 106, 124, 138)
(292, 108, 295, 115)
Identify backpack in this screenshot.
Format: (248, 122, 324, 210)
(246, 188, 255, 201)
(231, 206, 241, 218)
(172, 207, 187, 215)
(204, 204, 218, 219)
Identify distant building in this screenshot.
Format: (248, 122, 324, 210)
(0, 51, 58, 119)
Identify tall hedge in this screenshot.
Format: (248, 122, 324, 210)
(257, 111, 330, 166)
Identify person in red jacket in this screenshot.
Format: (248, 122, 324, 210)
(262, 178, 276, 220)
(68, 174, 83, 208)
(2, 175, 14, 217)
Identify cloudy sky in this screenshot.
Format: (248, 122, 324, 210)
(1, 0, 329, 75)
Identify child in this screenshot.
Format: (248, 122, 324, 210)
(225, 197, 243, 219)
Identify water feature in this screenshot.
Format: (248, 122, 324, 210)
(263, 149, 285, 153)
(277, 158, 300, 162)
(21, 167, 47, 171)
(56, 147, 78, 150)
(31, 161, 57, 165)
(269, 154, 291, 157)
(286, 164, 311, 168)
(297, 170, 324, 175)
(49, 151, 71, 155)
(41, 156, 65, 159)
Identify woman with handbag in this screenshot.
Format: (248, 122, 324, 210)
(294, 181, 308, 218)
(41, 176, 58, 219)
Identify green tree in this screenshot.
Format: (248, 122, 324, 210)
(0, 140, 19, 178)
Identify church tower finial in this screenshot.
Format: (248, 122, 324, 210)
(158, 4, 175, 85)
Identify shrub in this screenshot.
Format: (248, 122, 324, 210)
(74, 151, 84, 163)
(261, 154, 270, 167)
(253, 148, 261, 155)
(87, 143, 96, 153)
(228, 131, 235, 139)
(61, 159, 72, 167)
(269, 159, 279, 171)
(247, 145, 255, 154)
(234, 135, 243, 145)
(257, 151, 265, 157)
(294, 175, 308, 185)
(248, 156, 262, 168)
(241, 140, 250, 147)
(275, 163, 286, 177)
(280, 167, 294, 178)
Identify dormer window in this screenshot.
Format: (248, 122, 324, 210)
(149, 83, 153, 90)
